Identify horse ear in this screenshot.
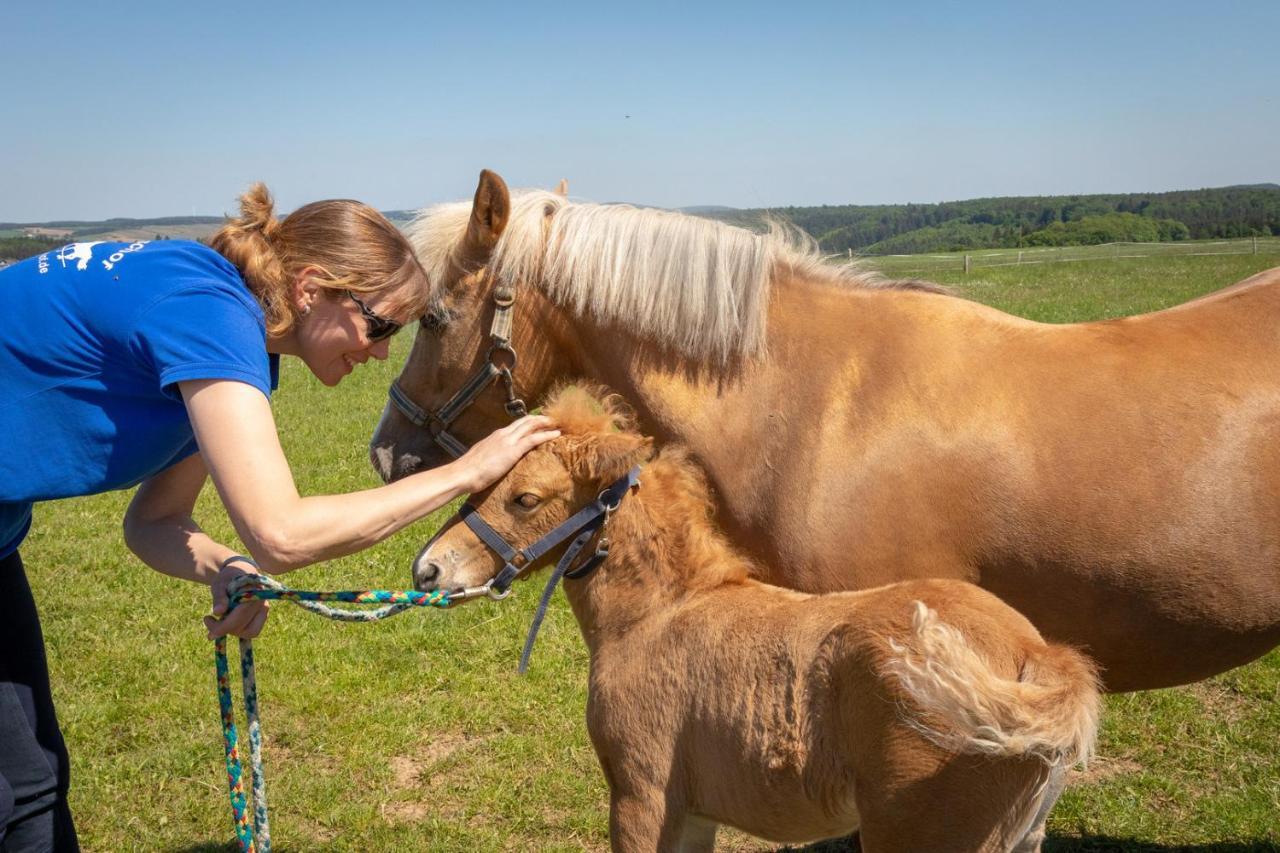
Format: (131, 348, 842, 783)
(566, 433, 652, 484)
(462, 169, 511, 260)
(554, 178, 569, 197)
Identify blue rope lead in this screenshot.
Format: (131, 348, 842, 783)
(214, 574, 453, 853)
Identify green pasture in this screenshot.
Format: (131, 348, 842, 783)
(27, 252, 1280, 851)
(867, 237, 1280, 285)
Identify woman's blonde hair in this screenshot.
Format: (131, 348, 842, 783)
(208, 183, 430, 336)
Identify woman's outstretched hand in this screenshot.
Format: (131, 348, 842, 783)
(452, 415, 560, 493)
(205, 559, 270, 640)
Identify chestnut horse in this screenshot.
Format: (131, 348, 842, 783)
(372, 169, 1280, 694)
(415, 386, 1100, 853)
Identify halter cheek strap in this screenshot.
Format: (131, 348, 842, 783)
(388, 284, 526, 459)
(460, 466, 642, 596)
(431, 466, 642, 672)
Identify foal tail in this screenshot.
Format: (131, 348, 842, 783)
(884, 601, 1100, 767)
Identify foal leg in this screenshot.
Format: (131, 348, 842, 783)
(676, 815, 718, 853)
(609, 792, 689, 852)
(858, 757, 1048, 853)
(1009, 764, 1066, 853)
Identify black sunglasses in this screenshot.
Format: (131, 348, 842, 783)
(346, 291, 403, 342)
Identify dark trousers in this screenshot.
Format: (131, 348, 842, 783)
(0, 551, 78, 852)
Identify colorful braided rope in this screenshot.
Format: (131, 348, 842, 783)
(214, 575, 452, 853)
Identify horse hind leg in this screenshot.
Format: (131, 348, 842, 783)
(858, 757, 1051, 853)
(1008, 764, 1067, 853)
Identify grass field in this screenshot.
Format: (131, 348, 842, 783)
(867, 238, 1280, 279)
(25, 252, 1280, 851)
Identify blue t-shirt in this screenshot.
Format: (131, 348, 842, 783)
(0, 239, 280, 556)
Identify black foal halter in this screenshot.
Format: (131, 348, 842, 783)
(388, 284, 527, 459)
(433, 466, 642, 672)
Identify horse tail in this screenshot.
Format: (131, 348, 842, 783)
(883, 601, 1100, 767)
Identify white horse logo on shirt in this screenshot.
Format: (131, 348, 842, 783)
(57, 242, 102, 271)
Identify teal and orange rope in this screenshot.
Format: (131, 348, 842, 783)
(214, 574, 453, 853)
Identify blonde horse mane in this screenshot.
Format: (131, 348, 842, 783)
(406, 189, 886, 363)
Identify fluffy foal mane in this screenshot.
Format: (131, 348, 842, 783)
(542, 385, 751, 587)
(407, 188, 918, 364)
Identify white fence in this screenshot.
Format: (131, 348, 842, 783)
(863, 236, 1280, 274)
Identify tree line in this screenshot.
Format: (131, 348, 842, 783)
(713, 185, 1280, 254)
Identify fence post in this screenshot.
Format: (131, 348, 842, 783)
(964, 254, 971, 274)
(1254, 236, 1259, 255)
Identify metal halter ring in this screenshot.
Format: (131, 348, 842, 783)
(487, 341, 517, 371)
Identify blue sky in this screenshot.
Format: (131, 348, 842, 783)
(3, 1, 1276, 221)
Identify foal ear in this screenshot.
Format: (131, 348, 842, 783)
(462, 169, 511, 260)
(554, 178, 569, 197)
(568, 433, 653, 484)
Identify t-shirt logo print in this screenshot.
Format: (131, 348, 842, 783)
(57, 242, 103, 271)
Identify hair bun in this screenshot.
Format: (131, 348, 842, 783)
(237, 182, 281, 243)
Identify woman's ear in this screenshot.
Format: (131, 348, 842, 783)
(292, 266, 324, 313)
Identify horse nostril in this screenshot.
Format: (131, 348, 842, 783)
(414, 561, 442, 591)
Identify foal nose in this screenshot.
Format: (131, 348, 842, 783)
(413, 560, 443, 591)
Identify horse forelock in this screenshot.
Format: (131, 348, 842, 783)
(538, 383, 750, 587)
(542, 382, 636, 437)
(406, 188, 910, 363)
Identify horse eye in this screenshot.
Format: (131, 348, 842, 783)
(420, 304, 453, 332)
(514, 493, 541, 509)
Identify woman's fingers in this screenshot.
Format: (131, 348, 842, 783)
(241, 603, 271, 639)
(210, 574, 231, 617)
(501, 414, 557, 442)
(455, 415, 560, 492)
(206, 599, 270, 640)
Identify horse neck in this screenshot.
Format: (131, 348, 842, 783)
(564, 262, 879, 407)
(562, 454, 753, 647)
(559, 266, 889, 507)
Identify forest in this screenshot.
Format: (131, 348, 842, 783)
(4, 186, 1277, 262)
(713, 185, 1280, 254)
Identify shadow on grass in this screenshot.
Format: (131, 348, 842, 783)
(171, 837, 1280, 853)
(1043, 838, 1280, 853)
(776, 836, 1280, 852)
(168, 840, 305, 845)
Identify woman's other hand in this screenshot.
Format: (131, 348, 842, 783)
(205, 558, 270, 640)
(452, 415, 560, 493)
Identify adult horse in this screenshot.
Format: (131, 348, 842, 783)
(372, 169, 1280, 695)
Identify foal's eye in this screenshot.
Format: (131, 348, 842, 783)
(514, 493, 541, 509)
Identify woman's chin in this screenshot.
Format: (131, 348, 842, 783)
(316, 367, 345, 387)
(320, 360, 354, 386)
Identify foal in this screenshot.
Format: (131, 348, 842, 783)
(415, 387, 1100, 853)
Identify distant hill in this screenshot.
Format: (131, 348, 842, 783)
(4, 186, 1277, 260)
(678, 205, 741, 215)
(702, 186, 1280, 254)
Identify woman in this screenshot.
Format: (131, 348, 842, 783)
(0, 184, 559, 850)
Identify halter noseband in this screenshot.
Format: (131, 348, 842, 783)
(446, 466, 642, 600)
(432, 466, 642, 672)
(388, 283, 527, 459)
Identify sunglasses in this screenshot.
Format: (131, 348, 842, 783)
(346, 291, 403, 342)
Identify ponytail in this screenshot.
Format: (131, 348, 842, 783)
(209, 183, 430, 337)
(208, 183, 296, 335)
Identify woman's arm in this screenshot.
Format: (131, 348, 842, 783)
(124, 451, 269, 638)
(124, 452, 233, 585)
(178, 378, 557, 573)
